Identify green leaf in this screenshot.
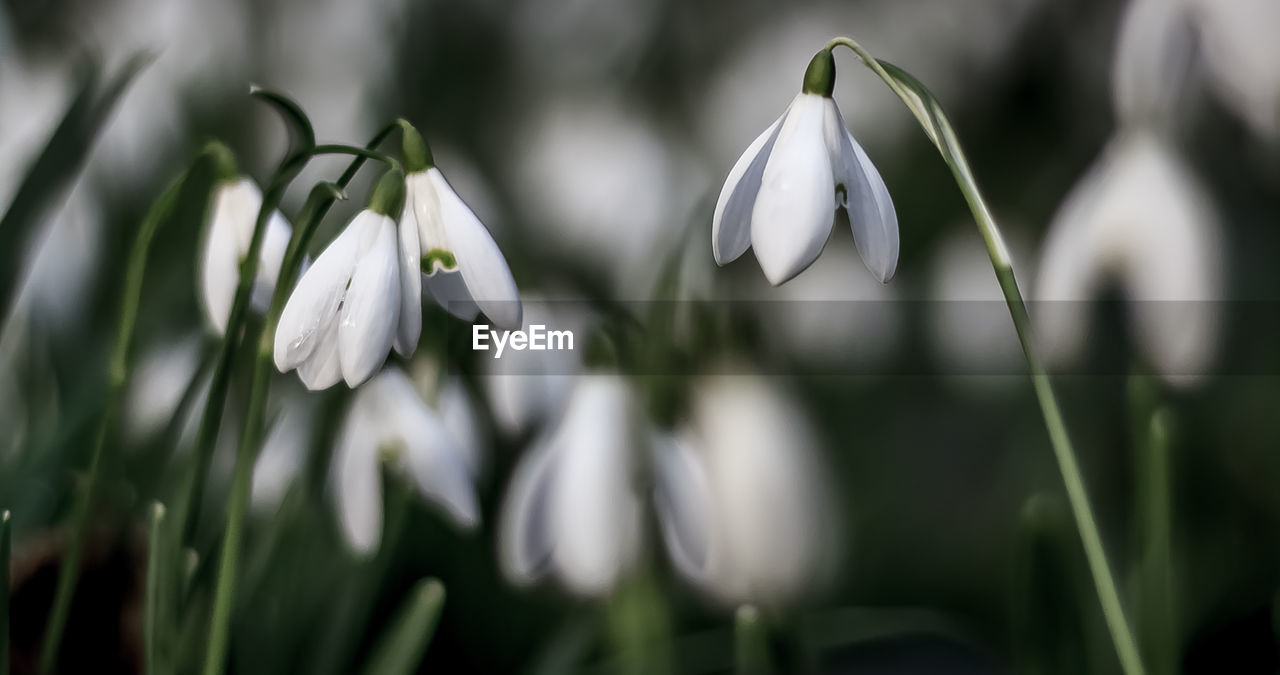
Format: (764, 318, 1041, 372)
(1011, 494, 1088, 675)
(359, 579, 446, 675)
(145, 503, 168, 675)
(249, 85, 317, 174)
(0, 53, 150, 318)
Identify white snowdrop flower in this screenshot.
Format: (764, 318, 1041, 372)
(398, 124, 522, 335)
(1186, 0, 1280, 137)
(653, 374, 836, 609)
(332, 367, 479, 556)
(1034, 130, 1223, 385)
(199, 158, 294, 335)
(499, 374, 645, 597)
(274, 170, 410, 390)
(713, 48, 898, 286)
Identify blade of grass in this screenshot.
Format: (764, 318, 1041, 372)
(358, 579, 446, 675)
(37, 172, 187, 674)
(0, 54, 150, 320)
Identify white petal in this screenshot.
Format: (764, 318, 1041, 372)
(750, 93, 836, 286)
(423, 270, 481, 322)
(337, 212, 401, 388)
(296, 312, 342, 390)
(274, 219, 361, 372)
(249, 209, 294, 315)
(333, 392, 383, 556)
(375, 369, 479, 529)
(497, 435, 560, 585)
(651, 432, 713, 583)
(712, 106, 788, 266)
(549, 376, 642, 596)
(199, 192, 240, 335)
(429, 169, 522, 330)
(824, 100, 899, 283)
(394, 197, 423, 358)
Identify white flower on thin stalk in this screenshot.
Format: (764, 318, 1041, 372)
(397, 123, 522, 343)
(499, 374, 646, 597)
(332, 367, 479, 556)
(713, 48, 898, 286)
(1034, 131, 1222, 384)
(200, 163, 294, 335)
(653, 374, 836, 609)
(274, 170, 413, 390)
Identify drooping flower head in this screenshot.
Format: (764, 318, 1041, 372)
(713, 48, 899, 286)
(398, 122, 522, 336)
(274, 169, 411, 389)
(199, 144, 294, 335)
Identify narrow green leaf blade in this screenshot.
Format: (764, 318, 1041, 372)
(0, 54, 150, 315)
(359, 578, 446, 675)
(734, 605, 771, 675)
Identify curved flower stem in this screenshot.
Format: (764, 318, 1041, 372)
(201, 125, 397, 675)
(824, 36, 1146, 675)
(38, 176, 186, 674)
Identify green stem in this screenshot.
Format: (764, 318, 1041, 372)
(2, 510, 10, 675)
(734, 606, 771, 675)
(358, 578, 446, 675)
(1137, 405, 1175, 675)
(824, 36, 1146, 675)
(145, 503, 168, 675)
(38, 177, 185, 674)
(201, 125, 397, 675)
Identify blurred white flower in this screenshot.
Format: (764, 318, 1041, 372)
(713, 50, 898, 286)
(123, 334, 205, 443)
(499, 374, 645, 597)
(332, 367, 479, 556)
(927, 226, 1032, 377)
(1034, 130, 1222, 384)
(250, 399, 314, 514)
(403, 166, 522, 332)
(199, 177, 294, 335)
(654, 374, 836, 608)
(511, 95, 680, 296)
(1111, 0, 1193, 125)
(275, 175, 412, 390)
(1187, 0, 1280, 137)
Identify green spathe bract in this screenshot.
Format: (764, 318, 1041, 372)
(801, 48, 836, 97)
(368, 168, 407, 218)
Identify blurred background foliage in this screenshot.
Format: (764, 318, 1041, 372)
(1, 0, 1279, 673)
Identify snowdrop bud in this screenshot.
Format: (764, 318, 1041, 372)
(1034, 131, 1222, 385)
(712, 51, 898, 286)
(198, 147, 295, 336)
